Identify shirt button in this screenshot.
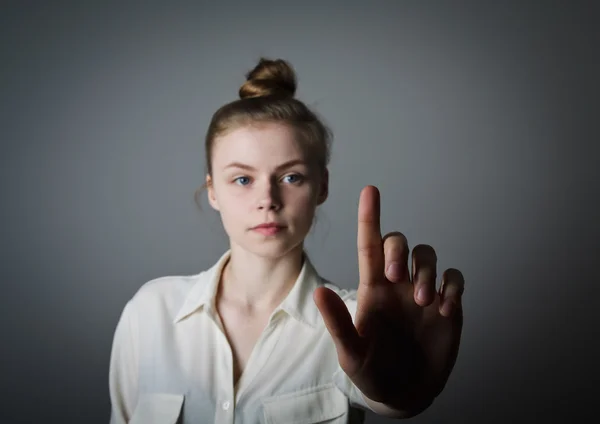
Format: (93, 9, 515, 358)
(222, 401, 230, 410)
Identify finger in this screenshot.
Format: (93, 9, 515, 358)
(313, 287, 364, 375)
(357, 186, 385, 288)
(439, 268, 465, 318)
(411, 244, 438, 306)
(382, 232, 410, 282)
(355, 186, 385, 335)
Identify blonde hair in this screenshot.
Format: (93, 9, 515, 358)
(195, 58, 332, 207)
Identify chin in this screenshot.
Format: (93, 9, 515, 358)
(233, 233, 306, 259)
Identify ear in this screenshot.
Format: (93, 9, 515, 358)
(206, 174, 220, 211)
(316, 168, 329, 205)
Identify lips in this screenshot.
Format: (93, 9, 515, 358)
(251, 223, 286, 236)
(253, 223, 284, 229)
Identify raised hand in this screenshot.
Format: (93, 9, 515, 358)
(314, 185, 465, 414)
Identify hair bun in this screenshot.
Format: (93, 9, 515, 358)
(239, 58, 297, 99)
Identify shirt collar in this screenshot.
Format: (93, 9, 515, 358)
(173, 250, 229, 324)
(173, 249, 322, 328)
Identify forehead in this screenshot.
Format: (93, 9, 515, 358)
(212, 123, 305, 168)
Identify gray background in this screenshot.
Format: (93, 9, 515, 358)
(1, 1, 598, 423)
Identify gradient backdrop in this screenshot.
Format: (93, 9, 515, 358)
(1, 1, 598, 423)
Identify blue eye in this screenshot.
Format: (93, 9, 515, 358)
(283, 174, 303, 184)
(234, 176, 251, 186)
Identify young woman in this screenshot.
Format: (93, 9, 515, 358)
(108, 58, 465, 424)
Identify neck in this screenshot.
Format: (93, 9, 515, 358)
(218, 243, 305, 314)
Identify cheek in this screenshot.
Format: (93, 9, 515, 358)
(220, 192, 250, 215)
(286, 187, 319, 215)
(212, 185, 249, 222)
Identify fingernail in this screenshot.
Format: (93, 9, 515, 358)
(386, 262, 402, 281)
(417, 286, 426, 303)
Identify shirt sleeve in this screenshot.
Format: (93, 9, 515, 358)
(108, 300, 139, 423)
(330, 288, 376, 413)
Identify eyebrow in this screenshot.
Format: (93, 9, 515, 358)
(223, 159, 307, 172)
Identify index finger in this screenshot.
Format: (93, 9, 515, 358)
(357, 185, 384, 287)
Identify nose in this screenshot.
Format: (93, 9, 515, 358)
(257, 179, 282, 211)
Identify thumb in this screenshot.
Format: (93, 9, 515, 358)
(313, 287, 365, 375)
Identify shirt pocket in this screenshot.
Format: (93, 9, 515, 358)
(262, 383, 348, 424)
(129, 393, 184, 424)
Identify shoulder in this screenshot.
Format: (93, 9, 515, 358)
(135, 273, 200, 300)
(125, 271, 205, 318)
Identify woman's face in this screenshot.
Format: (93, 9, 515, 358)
(207, 122, 328, 259)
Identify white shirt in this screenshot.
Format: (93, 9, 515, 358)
(108, 250, 375, 424)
